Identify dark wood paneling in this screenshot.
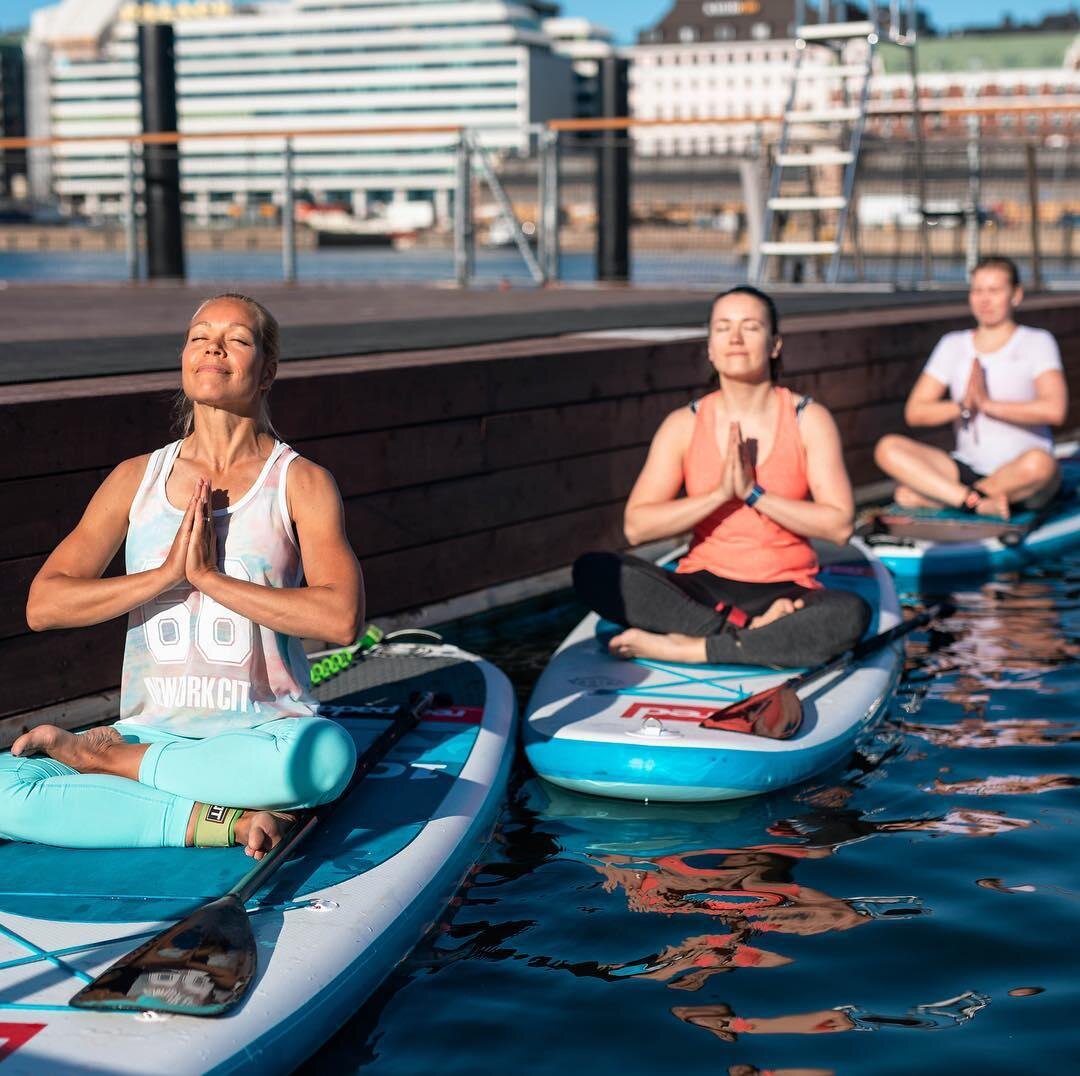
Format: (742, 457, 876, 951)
(0, 469, 110, 560)
(0, 622, 126, 716)
(0, 555, 42, 640)
(344, 447, 646, 559)
(362, 501, 626, 614)
(4, 298, 1078, 721)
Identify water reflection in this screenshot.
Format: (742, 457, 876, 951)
(924, 774, 1080, 795)
(673, 989, 991, 1042)
(591, 848, 877, 935)
(768, 807, 1033, 844)
(529, 933, 791, 992)
(904, 582, 1076, 717)
(899, 716, 1080, 749)
(303, 551, 1080, 1074)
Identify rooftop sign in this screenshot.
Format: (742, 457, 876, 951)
(702, 1, 761, 16)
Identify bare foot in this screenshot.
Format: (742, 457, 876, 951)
(10, 724, 122, 773)
(748, 597, 805, 630)
(894, 485, 935, 508)
(233, 810, 299, 861)
(975, 491, 1010, 519)
(609, 629, 708, 664)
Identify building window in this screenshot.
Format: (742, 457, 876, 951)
(751, 22, 771, 39)
(714, 24, 735, 40)
(678, 25, 699, 43)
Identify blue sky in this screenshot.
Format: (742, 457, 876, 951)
(2, 0, 1076, 39)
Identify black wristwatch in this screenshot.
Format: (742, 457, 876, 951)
(959, 406, 973, 424)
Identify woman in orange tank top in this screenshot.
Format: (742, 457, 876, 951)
(573, 286, 869, 672)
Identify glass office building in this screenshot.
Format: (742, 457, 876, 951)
(25, 0, 575, 222)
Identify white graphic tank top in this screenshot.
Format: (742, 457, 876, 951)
(120, 439, 317, 736)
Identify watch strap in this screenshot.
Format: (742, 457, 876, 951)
(745, 484, 765, 507)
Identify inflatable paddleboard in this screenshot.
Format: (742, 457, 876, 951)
(524, 539, 900, 802)
(861, 454, 1080, 584)
(0, 641, 515, 1073)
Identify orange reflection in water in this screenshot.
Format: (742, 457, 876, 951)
(924, 774, 1080, 796)
(673, 990, 991, 1043)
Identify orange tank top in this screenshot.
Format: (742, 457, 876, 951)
(675, 386, 820, 588)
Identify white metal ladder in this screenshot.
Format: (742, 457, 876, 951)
(755, 0, 925, 285)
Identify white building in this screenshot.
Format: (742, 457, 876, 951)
(24, 0, 575, 222)
(865, 31, 1080, 140)
(626, 0, 832, 155)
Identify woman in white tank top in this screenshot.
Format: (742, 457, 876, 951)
(874, 256, 1067, 519)
(2, 294, 363, 859)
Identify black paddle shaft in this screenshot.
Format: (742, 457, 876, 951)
(70, 690, 437, 1015)
(230, 690, 436, 905)
(779, 601, 954, 697)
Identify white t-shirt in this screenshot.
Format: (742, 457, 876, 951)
(923, 325, 1063, 474)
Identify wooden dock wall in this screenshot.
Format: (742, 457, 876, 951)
(3, 296, 1079, 729)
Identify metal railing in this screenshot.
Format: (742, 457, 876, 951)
(2, 100, 1080, 289)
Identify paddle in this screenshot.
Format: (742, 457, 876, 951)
(69, 690, 437, 1017)
(998, 487, 1068, 547)
(701, 601, 955, 740)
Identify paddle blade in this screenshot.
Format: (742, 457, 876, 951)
(701, 685, 803, 740)
(70, 893, 255, 1017)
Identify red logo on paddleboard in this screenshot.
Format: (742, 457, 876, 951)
(0, 1024, 46, 1063)
(621, 702, 718, 722)
(428, 706, 484, 725)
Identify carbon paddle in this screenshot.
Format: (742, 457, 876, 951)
(701, 601, 954, 740)
(70, 690, 436, 1017)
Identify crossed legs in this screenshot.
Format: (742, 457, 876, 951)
(874, 436, 1058, 519)
(1, 717, 357, 857)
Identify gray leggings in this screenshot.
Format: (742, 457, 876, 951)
(573, 552, 872, 668)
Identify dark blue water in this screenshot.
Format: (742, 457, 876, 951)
(304, 552, 1080, 1074)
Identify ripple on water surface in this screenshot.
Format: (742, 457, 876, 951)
(303, 556, 1080, 1075)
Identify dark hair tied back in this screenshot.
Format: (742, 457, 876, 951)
(709, 285, 783, 381)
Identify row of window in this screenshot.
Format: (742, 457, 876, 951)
(871, 113, 1074, 132)
(116, 18, 541, 40)
(54, 59, 521, 84)
(633, 49, 794, 66)
(641, 22, 782, 44)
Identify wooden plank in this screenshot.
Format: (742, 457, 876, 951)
(295, 418, 486, 499)
(344, 447, 646, 559)
(482, 390, 690, 470)
(0, 621, 126, 719)
(362, 500, 626, 615)
(0, 468, 109, 559)
(0, 691, 121, 751)
(0, 394, 173, 481)
(0, 555, 41, 640)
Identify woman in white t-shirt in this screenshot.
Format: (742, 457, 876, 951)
(875, 257, 1067, 518)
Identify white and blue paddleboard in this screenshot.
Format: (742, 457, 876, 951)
(863, 452, 1080, 585)
(524, 539, 901, 803)
(0, 641, 515, 1074)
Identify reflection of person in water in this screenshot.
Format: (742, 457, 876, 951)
(673, 990, 991, 1043)
(925, 774, 1080, 796)
(899, 715, 1080, 750)
(593, 848, 871, 936)
(767, 806, 1033, 846)
(904, 582, 1075, 711)
(531, 933, 791, 992)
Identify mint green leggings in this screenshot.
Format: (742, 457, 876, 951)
(0, 717, 357, 848)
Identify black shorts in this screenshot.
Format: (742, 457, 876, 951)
(951, 455, 1059, 512)
(952, 457, 988, 490)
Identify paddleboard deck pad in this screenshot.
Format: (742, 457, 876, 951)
(524, 539, 901, 802)
(860, 453, 1080, 582)
(0, 642, 515, 1074)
